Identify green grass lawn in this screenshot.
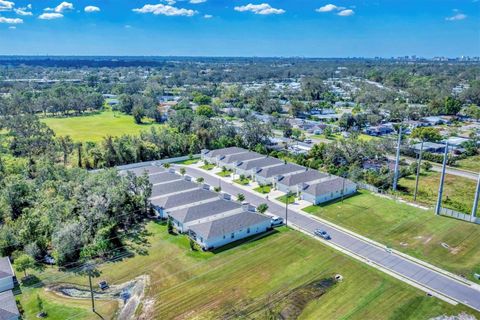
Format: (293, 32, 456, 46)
(200, 163, 215, 170)
(234, 177, 250, 185)
(303, 190, 480, 282)
(19, 222, 479, 319)
(456, 155, 480, 172)
(397, 171, 479, 213)
(254, 185, 272, 194)
(175, 158, 199, 165)
(216, 170, 232, 177)
(41, 110, 162, 142)
(276, 194, 297, 204)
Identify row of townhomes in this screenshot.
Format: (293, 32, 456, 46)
(202, 147, 357, 205)
(0, 257, 20, 320)
(120, 165, 272, 250)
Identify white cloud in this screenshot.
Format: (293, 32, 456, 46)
(15, 7, 32, 16)
(445, 13, 467, 21)
(338, 9, 354, 16)
(8, 25, 15, 28)
(190, 0, 206, 3)
(0, 16, 22, 23)
(54, 1, 73, 13)
(133, 4, 198, 16)
(234, 3, 285, 15)
(39, 12, 64, 19)
(0, 0, 14, 11)
(84, 5, 100, 13)
(316, 4, 344, 12)
(203, 14, 212, 18)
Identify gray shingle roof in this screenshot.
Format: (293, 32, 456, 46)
(0, 257, 13, 279)
(277, 170, 328, 186)
(189, 211, 271, 240)
(0, 291, 19, 320)
(221, 151, 263, 165)
(237, 157, 283, 171)
(149, 172, 182, 185)
(150, 180, 198, 198)
(151, 189, 218, 209)
(257, 163, 305, 178)
(303, 177, 356, 196)
(169, 199, 242, 223)
(122, 165, 164, 176)
(207, 147, 247, 158)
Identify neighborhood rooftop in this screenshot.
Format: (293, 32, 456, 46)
(150, 179, 198, 198)
(151, 188, 218, 209)
(149, 172, 183, 185)
(189, 211, 271, 241)
(257, 163, 305, 178)
(121, 165, 164, 176)
(237, 156, 283, 171)
(278, 170, 329, 186)
(0, 291, 20, 320)
(303, 177, 356, 196)
(168, 199, 242, 224)
(221, 151, 263, 164)
(0, 257, 13, 279)
(206, 147, 246, 158)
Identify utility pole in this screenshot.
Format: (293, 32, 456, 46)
(87, 268, 96, 312)
(435, 142, 449, 216)
(285, 191, 291, 227)
(341, 174, 346, 203)
(413, 141, 424, 202)
(392, 127, 402, 192)
(471, 172, 480, 220)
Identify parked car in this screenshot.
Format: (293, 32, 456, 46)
(99, 280, 109, 290)
(271, 215, 284, 226)
(304, 139, 312, 144)
(314, 229, 331, 240)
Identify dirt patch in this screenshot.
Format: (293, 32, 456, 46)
(429, 312, 477, 320)
(48, 275, 150, 320)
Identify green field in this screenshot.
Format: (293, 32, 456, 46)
(456, 155, 480, 172)
(303, 190, 480, 282)
(216, 169, 232, 177)
(276, 194, 296, 204)
(254, 185, 272, 194)
(397, 171, 479, 213)
(18, 222, 478, 319)
(41, 110, 162, 142)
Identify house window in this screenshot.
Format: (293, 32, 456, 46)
(231, 233, 235, 239)
(247, 228, 250, 234)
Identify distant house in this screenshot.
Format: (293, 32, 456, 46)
(301, 177, 357, 205)
(362, 159, 396, 172)
(364, 125, 394, 136)
(235, 157, 283, 178)
(444, 136, 471, 150)
(422, 116, 449, 126)
(0, 257, 14, 293)
(201, 147, 247, 165)
(217, 151, 264, 170)
(276, 170, 331, 194)
(188, 211, 271, 250)
(151, 188, 219, 219)
(106, 99, 119, 106)
(411, 142, 446, 154)
(0, 291, 20, 320)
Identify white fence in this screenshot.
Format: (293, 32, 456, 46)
(356, 182, 381, 194)
(440, 207, 479, 224)
(91, 154, 201, 172)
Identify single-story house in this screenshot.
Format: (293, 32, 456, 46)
(120, 165, 165, 176)
(189, 211, 272, 250)
(444, 136, 471, 150)
(0, 257, 14, 293)
(169, 199, 243, 233)
(255, 163, 305, 186)
(364, 125, 394, 136)
(149, 171, 183, 185)
(201, 147, 247, 165)
(217, 151, 264, 170)
(422, 116, 449, 126)
(150, 179, 199, 199)
(301, 177, 357, 205)
(0, 290, 20, 320)
(411, 142, 446, 154)
(151, 188, 219, 218)
(276, 170, 330, 194)
(234, 157, 283, 178)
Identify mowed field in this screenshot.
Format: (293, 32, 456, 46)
(397, 171, 479, 213)
(41, 110, 162, 142)
(17, 222, 479, 320)
(456, 155, 480, 172)
(303, 190, 480, 283)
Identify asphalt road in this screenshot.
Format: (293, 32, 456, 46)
(176, 165, 480, 312)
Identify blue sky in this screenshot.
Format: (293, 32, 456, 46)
(0, 0, 478, 57)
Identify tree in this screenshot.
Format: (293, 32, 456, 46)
(14, 254, 35, 278)
(214, 186, 221, 192)
(465, 104, 480, 121)
(411, 127, 442, 142)
(422, 161, 432, 172)
(179, 168, 186, 176)
(189, 238, 198, 251)
(193, 93, 212, 105)
(196, 105, 215, 118)
(444, 97, 462, 115)
(132, 105, 145, 124)
(196, 177, 204, 183)
(167, 217, 174, 234)
(241, 119, 272, 149)
(257, 203, 268, 214)
(57, 135, 74, 166)
(237, 193, 245, 202)
(163, 163, 171, 169)
(119, 94, 134, 114)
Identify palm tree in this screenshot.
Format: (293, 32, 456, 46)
(180, 168, 186, 176)
(237, 193, 245, 202)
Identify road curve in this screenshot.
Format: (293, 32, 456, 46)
(175, 165, 480, 312)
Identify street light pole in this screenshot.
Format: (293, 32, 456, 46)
(413, 141, 424, 202)
(88, 272, 95, 312)
(392, 126, 402, 192)
(285, 191, 291, 227)
(435, 142, 449, 216)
